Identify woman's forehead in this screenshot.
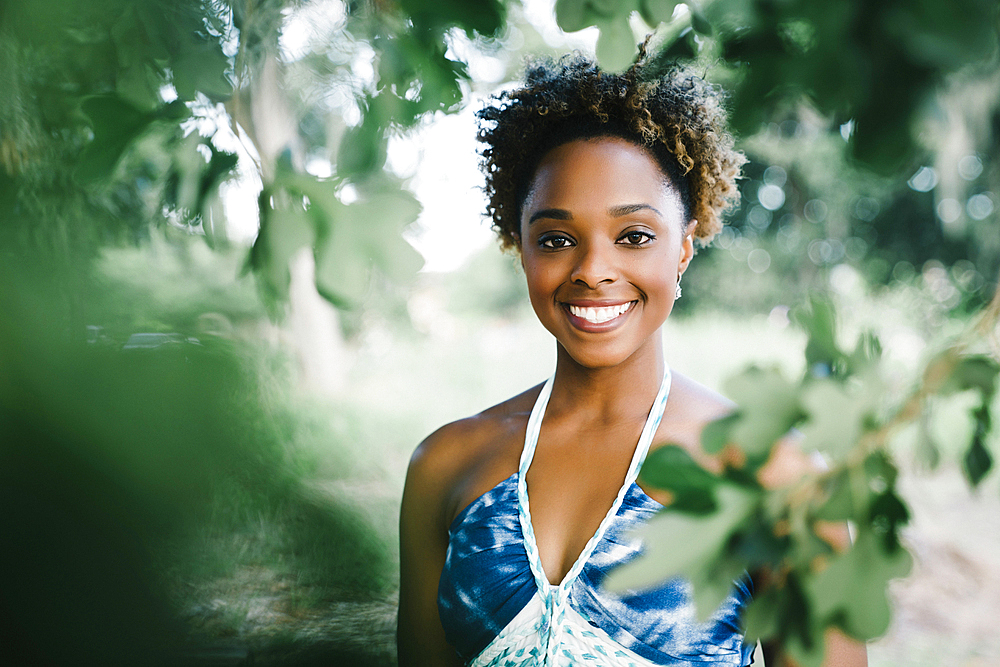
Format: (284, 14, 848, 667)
(523, 138, 685, 217)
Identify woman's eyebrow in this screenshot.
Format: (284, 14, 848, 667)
(528, 204, 661, 224)
(528, 208, 572, 224)
(608, 203, 661, 218)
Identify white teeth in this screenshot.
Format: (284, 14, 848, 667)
(568, 302, 632, 324)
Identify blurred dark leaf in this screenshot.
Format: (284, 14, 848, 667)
(77, 95, 157, 182)
(640, 444, 720, 514)
(171, 34, 233, 102)
(943, 356, 1000, 398)
(963, 427, 993, 487)
(250, 188, 317, 305)
(869, 488, 909, 553)
(400, 0, 506, 36)
(657, 26, 700, 61)
(555, 0, 630, 33)
(686, 1, 712, 35)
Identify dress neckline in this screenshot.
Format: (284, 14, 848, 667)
(516, 367, 673, 593)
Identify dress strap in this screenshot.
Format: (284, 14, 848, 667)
(517, 367, 673, 595)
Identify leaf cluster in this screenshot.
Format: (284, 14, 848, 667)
(551, 0, 1000, 174)
(250, 162, 422, 310)
(609, 293, 999, 665)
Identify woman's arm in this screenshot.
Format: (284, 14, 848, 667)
(761, 628, 868, 667)
(756, 441, 869, 667)
(397, 430, 466, 667)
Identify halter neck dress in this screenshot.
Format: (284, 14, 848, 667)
(437, 368, 755, 666)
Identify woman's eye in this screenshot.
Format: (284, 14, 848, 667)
(619, 231, 655, 246)
(540, 235, 573, 249)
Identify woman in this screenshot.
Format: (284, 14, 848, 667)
(398, 49, 867, 667)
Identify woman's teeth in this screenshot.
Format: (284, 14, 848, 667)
(568, 302, 632, 324)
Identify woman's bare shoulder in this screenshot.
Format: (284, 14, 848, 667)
(406, 383, 544, 491)
(664, 370, 736, 425)
(664, 370, 819, 489)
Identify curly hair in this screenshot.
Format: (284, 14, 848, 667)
(477, 47, 746, 251)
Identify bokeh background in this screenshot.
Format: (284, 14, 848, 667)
(1, 0, 998, 665)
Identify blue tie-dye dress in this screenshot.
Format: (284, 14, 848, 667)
(437, 369, 756, 666)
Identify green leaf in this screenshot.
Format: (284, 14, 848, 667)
(115, 62, 162, 111)
(77, 95, 156, 182)
(399, 0, 505, 36)
(869, 489, 909, 553)
(963, 429, 993, 487)
(742, 589, 780, 644)
(639, 0, 680, 26)
(731, 513, 790, 568)
(314, 221, 374, 308)
(914, 415, 941, 470)
(250, 189, 317, 304)
(171, 36, 232, 102)
(813, 469, 856, 522)
(314, 185, 423, 306)
(605, 484, 761, 595)
(555, 0, 590, 33)
(556, 0, 631, 33)
(337, 109, 387, 180)
(723, 367, 804, 464)
(653, 26, 700, 62)
(596, 15, 639, 72)
(701, 413, 739, 454)
(756, 573, 820, 660)
(944, 356, 1000, 398)
(685, 1, 712, 35)
(785, 626, 827, 667)
(640, 445, 720, 514)
(687, 554, 747, 620)
(849, 330, 883, 372)
(806, 528, 912, 640)
(792, 296, 845, 376)
(798, 379, 870, 457)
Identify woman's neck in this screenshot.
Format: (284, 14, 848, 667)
(546, 335, 666, 424)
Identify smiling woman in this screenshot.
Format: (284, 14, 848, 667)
(397, 46, 866, 667)
(519, 138, 691, 371)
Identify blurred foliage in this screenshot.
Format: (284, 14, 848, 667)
(610, 292, 1000, 665)
(2, 0, 1000, 664)
(0, 257, 395, 665)
(2, 0, 997, 313)
(556, 0, 1000, 170)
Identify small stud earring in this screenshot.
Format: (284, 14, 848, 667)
(675, 277, 682, 300)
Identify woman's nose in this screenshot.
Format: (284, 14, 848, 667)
(570, 241, 617, 289)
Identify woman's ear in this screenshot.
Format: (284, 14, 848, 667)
(678, 222, 695, 276)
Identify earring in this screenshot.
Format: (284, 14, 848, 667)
(675, 277, 682, 300)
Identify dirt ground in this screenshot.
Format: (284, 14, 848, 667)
(868, 468, 1000, 666)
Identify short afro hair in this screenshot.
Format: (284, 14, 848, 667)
(477, 47, 746, 251)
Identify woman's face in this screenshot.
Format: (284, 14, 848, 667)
(518, 137, 694, 370)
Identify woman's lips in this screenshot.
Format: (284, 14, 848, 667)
(563, 301, 636, 329)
